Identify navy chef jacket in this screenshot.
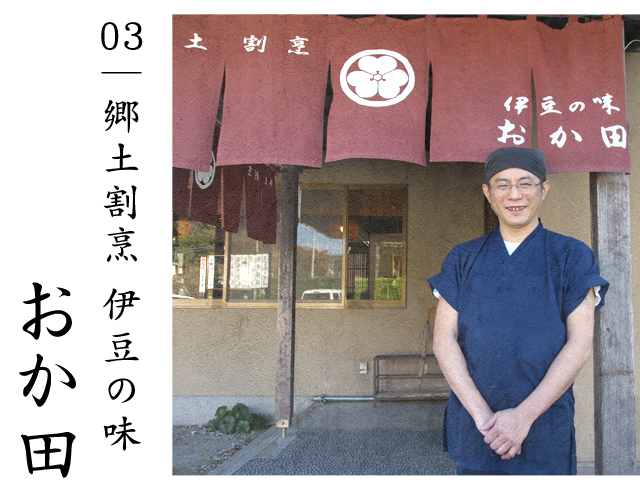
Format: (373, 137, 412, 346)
(427, 222, 608, 475)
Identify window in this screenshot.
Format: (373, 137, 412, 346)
(172, 217, 225, 300)
(297, 187, 344, 304)
(346, 188, 405, 303)
(172, 185, 406, 307)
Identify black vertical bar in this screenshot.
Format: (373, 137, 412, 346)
(19, 282, 76, 478)
(101, 22, 143, 451)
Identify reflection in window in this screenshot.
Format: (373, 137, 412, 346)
(298, 188, 344, 303)
(172, 216, 225, 300)
(172, 185, 406, 306)
(346, 188, 405, 301)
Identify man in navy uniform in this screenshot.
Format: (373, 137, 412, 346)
(428, 147, 608, 475)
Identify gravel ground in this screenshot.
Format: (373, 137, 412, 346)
(172, 424, 269, 475)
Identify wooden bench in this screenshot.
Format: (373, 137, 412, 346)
(373, 354, 450, 406)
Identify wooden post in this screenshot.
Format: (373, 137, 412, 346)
(275, 165, 299, 434)
(590, 172, 637, 475)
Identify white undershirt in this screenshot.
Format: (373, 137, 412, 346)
(504, 240, 520, 255)
(432, 240, 602, 306)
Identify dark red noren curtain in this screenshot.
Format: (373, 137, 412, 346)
(429, 16, 533, 163)
(531, 15, 629, 173)
(174, 14, 631, 175)
(325, 15, 430, 166)
(220, 165, 244, 233)
(219, 164, 278, 244)
(215, 15, 330, 168)
(244, 164, 278, 245)
(172, 167, 190, 216)
(173, 15, 225, 172)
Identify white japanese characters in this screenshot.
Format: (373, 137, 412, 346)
(288, 36, 309, 55)
(247, 165, 275, 187)
(497, 119, 526, 145)
(185, 33, 207, 50)
(244, 35, 267, 53)
(540, 95, 562, 115)
(550, 126, 567, 148)
(601, 125, 627, 149)
(569, 101, 585, 112)
(593, 93, 620, 115)
(241, 34, 312, 55)
(499, 95, 529, 145)
(497, 92, 627, 150)
(504, 96, 529, 115)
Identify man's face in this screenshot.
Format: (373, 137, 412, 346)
(482, 168, 550, 238)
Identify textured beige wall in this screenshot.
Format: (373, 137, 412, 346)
(173, 53, 640, 463)
(173, 159, 485, 397)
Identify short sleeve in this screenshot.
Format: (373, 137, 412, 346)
(427, 247, 462, 311)
(562, 241, 609, 320)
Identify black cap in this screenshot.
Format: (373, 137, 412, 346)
(485, 147, 546, 184)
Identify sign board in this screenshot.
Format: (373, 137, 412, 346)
(198, 256, 207, 293)
(229, 254, 269, 289)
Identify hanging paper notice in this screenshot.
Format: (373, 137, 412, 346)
(229, 254, 269, 289)
(199, 256, 207, 293)
(207, 255, 216, 290)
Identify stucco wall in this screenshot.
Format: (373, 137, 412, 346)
(173, 159, 484, 405)
(170, 159, 592, 460)
(173, 53, 640, 464)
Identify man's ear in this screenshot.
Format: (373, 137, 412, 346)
(541, 180, 550, 200)
(482, 183, 491, 202)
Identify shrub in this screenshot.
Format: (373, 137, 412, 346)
(207, 403, 268, 434)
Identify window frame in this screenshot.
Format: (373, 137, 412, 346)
(172, 184, 407, 309)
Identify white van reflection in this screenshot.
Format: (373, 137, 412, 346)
(300, 289, 342, 301)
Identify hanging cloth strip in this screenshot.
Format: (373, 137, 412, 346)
(244, 164, 278, 244)
(429, 15, 532, 163)
(325, 15, 430, 166)
(172, 167, 191, 216)
(531, 15, 630, 173)
(220, 164, 277, 244)
(215, 15, 330, 168)
(187, 124, 221, 226)
(172, 15, 226, 171)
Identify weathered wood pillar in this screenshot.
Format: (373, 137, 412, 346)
(275, 165, 299, 434)
(590, 171, 637, 475)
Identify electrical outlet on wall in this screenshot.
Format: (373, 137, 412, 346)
(359, 362, 368, 374)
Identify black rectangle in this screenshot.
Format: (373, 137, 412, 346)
(19, 282, 76, 478)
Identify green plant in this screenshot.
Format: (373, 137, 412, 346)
(251, 413, 266, 430)
(235, 419, 251, 434)
(218, 415, 236, 434)
(207, 403, 268, 434)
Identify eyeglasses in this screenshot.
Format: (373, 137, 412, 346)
(488, 182, 542, 197)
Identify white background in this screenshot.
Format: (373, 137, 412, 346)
(0, 0, 622, 493)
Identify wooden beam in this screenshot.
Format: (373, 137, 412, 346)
(590, 171, 637, 475)
(275, 165, 299, 432)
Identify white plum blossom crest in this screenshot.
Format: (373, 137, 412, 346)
(346, 55, 409, 99)
(340, 49, 415, 108)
